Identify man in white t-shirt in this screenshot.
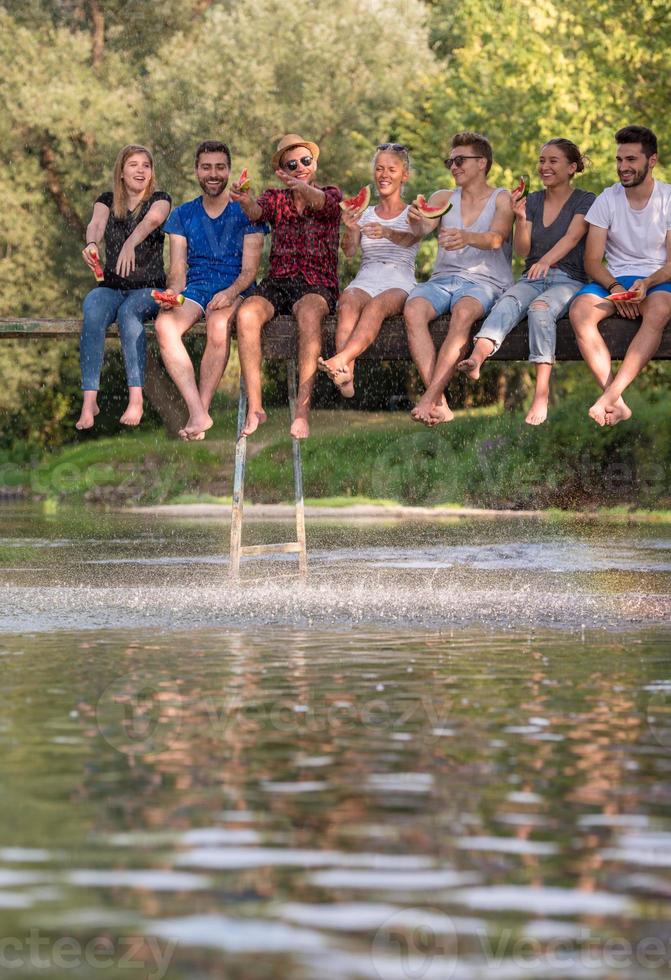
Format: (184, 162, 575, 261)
(569, 125, 671, 425)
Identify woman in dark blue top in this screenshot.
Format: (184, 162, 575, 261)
(78, 144, 171, 430)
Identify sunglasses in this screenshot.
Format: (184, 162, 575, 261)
(444, 155, 484, 168)
(377, 142, 408, 152)
(282, 155, 313, 172)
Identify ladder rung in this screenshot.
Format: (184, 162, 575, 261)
(239, 542, 303, 557)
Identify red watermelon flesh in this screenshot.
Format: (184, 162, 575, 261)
(608, 289, 640, 302)
(151, 289, 185, 307)
(416, 195, 453, 219)
(89, 248, 104, 282)
(339, 185, 371, 215)
(237, 167, 251, 191)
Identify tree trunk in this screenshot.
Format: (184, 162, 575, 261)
(87, 0, 105, 71)
(39, 138, 88, 240)
(144, 344, 186, 437)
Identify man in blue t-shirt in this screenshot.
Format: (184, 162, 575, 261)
(155, 140, 266, 439)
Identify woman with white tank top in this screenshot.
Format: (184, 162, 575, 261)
(318, 144, 420, 397)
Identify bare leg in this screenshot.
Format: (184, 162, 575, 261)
(525, 363, 552, 425)
(404, 296, 452, 424)
(155, 301, 211, 436)
(236, 295, 274, 437)
(411, 297, 483, 424)
(199, 300, 240, 414)
(119, 386, 143, 426)
(457, 337, 496, 380)
(569, 293, 630, 427)
(318, 288, 369, 398)
(291, 292, 329, 439)
(320, 288, 407, 399)
(596, 292, 671, 424)
(76, 390, 100, 430)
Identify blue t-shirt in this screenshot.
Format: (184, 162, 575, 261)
(164, 197, 267, 289)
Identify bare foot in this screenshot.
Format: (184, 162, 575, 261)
(240, 410, 267, 438)
(183, 412, 213, 439)
(318, 355, 353, 390)
(178, 427, 205, 441)
(604, 400, 632, 426)
(75, 401, 100, 430)
(525, 395, 548, 426)
(290, 416, 310, 439)
(411, 393, 449, 427)
(457, 356, 482, 381)
(427, 402, 455, 425)
(119, 402, 143, 426)
(588, 398, 608, 427)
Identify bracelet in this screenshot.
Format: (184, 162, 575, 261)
(86, 242, 98, 249)
(607, 281, 622, 293)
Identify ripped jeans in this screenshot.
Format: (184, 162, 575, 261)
(473, 269, 583, 363)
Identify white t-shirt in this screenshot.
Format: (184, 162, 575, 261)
(357, 205, 418, 275)
(585, 180, 671, 277)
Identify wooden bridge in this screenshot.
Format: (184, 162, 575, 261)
(2, 314, 670, 577)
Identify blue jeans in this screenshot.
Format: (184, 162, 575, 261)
(80, 287, 158, 390)
(474, 270, 583, 363)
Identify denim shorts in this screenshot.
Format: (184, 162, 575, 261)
(408, 274, 501, 317)
(183, 281, 255, 312)
(575, 274, 671, 300)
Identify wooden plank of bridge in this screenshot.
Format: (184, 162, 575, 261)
(1, 315, 670, 359)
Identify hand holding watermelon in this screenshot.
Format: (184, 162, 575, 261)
(151, 289, 185, 309)
(339, 186, 371, 220)
(82, 244, 104, 282)
(231, 168, 251, 197)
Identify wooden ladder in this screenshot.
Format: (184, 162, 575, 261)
(229, 358, 307, 579)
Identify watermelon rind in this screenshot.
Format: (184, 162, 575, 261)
(237, 167, 251, 191)
(339, 185, 371, 215)
(416, 195, 453, 219)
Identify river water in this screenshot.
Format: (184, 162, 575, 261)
(1, 505, 670, 979)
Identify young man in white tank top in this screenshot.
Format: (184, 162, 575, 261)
(405, 132, 514, 425)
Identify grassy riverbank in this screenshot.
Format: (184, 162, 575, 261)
(1, 389, 669, 512)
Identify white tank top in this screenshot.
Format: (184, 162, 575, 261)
(356, 205, 419, 275)
(432, 187, 513, 290)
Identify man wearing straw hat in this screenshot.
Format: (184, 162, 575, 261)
(231, 134, 342, 438)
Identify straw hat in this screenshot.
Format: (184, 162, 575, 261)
(271, 133, 320, 170)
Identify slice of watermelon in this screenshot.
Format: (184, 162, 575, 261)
(89, 248, 104, 283)
(513, 174, 530, 198)
(151, 289, 186, 307)
(608, 289, 640, 302)
(416, 195, 453, 219)
(339, 185, 371, 216)
(237, 167, 251, 191)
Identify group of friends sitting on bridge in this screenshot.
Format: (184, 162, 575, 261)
(78, 124, 671, 440)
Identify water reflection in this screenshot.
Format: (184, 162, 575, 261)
(1, 507, 671, 977)
(0, 624, 669, 978)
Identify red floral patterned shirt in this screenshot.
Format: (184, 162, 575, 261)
(257, 185, 342, 289)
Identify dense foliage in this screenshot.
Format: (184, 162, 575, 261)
(0, 0, 669, 453)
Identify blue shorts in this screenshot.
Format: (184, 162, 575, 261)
(408, 274, 502, 317)
(182, 281, 255, 313)
(575, 274, 671, 300)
